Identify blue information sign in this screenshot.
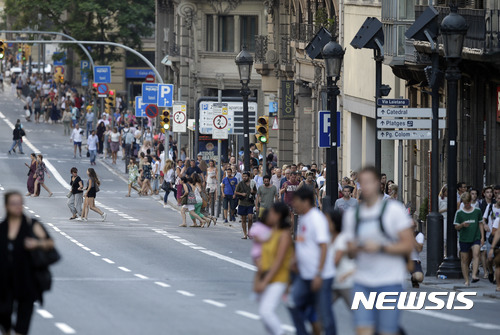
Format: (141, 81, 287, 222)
(158, 84, 174, 107)
(142, 83, 159, 104)
(53, 52, 66, 66)
(135, 96, 147, 117)
(269, 101, 278, 115)
(318, 110, 341, 148)
(377, 98, 410, 106)
(94, 66, 111, 84)
(80, 60, 90, 87)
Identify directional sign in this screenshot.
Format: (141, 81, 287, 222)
(135, 96, 147, 117)
(318, 110, 341, 148)
(377, 119, 446, 129)
(158, 84, 174, 107)
(377, 98, 410, 106)
(377, 130, 436, 140)
(377, 108, 446, 118)
(142, 83, 159, 104)
(199, 101, 258, 135)
(94, 66, 111, 83)
(145, 104, 159, 118)
(97, 83, 109, 97)
(212, 114, 229, 139)
(53, 52, 66, 66)
(80, 60, 90, 87)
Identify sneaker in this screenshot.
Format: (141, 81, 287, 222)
(224, 219, 228, 223)
(101, 213, 107, 221)
(82, 218, 88, 222)
(8, 151, 11, 155)
(411, 279, 420, 288)
(12, 148, 15, 153)
(76, 217, 82, 221)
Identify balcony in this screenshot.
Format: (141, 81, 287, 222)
(415, 5, 500, 53)
(254, 35, 268, 64)
(290, 23, 321, 49)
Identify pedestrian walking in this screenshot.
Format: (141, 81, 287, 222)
(96, 121, 106, 156)
(162, 160, 176, 205)
(61, 108, 72, 136)
(235, 172, 257, 239)
(139, 156, 153, 196)
(455, 192, 484, 286)
(67, 167, 84, 220)
(289, 187, 336, 335)
(344, 166, 414, 335)
(179, 177, 206, 228)
(190, 173, 213, 228)
(439, 184, 448, 246)
(410, 220, 424, 288)
(87, 130, 98, 166)
(70, 124, 83, 158)
(85, 108, 94, 139)
(0, 191, 55, 335)
(254, 203, 293, 335)
(126, 158, 141, 197)
(222, 168, 238, 223)
(24, 154, 38, 197)
(256, 175, 278, 219)
(8, 123, 25, 155)
(32, 155, 52, 198)
(334, 185, 358, 212)
(280, 171, 299, 228)
(206, 160, 218, 214)
(487, 217, 500, 291)
(110, 127, 120, 164)
(80, 168, 106, 222)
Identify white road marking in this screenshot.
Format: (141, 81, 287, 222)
(28, 210, 35, 213)
(60, 232, 67, 236)
(75, 243, 84, 247)
(409, 310, 473, 323)
(90, 252, 101, 257)
(53, 227, 61, 232)
(176, 290, 195, 297)
(190, 246, 206, 250)
(82, 247, 91, 251)
(36, 309, 54, 319)
(470, 323, 500, 330)
(118, 267, 131, 272)
(236, 310, 260, 320)
(203, 299, 226, 308)
(35, 215, 40, 218)
(102, 258, 115, 264)
(200, 250, 257, 271)
(134, 274, 148, 279)
(281, 325, 296, 332)
(155, 281, 171, 288)
(55, 322, 76, 334)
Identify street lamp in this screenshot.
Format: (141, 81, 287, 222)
(406, 5, 444, 276)
(322, 37, 344, 209)
(438, 6, 468, 279)
(235, 46, 254, 172)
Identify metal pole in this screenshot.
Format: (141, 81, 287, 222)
(1, 30, 95, 80)
(242, 84, 251, 172)
(324, 76, 340, 209)
(42, 44, 46, 82)
(437, 58, 462, 279)
(177, 87, 181, 162)
(427, 51, 444, 276)
(398, 140, 403, 202)
(217, 90, 223, 217)
(375, 50, 382, 172)
(3, 40, 162, 84)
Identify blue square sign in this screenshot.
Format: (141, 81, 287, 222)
(142, 83, 159, 104)
(94, 66, 111, 83)
(318, 110, 341, 148)
(158, 84, 174, 107)
(135, 96, 147, 117)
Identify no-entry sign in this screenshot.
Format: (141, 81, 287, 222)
(145, 74, 155, 83)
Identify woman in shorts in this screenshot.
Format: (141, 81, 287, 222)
(110, 127, 120, 164)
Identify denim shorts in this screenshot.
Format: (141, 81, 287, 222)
(352, 283, 403, 334)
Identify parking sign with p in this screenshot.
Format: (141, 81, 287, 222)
(158, 84, 174, 107)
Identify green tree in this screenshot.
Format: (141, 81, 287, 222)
(4, 0, 155, 64)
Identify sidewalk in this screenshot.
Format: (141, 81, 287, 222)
(417, 240, 500, 299)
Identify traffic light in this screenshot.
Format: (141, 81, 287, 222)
(105, 90, 116, 114)
(59, 75, 64, 83)
(160, 110, 171, 133)
(22, 47, 26, 61)
(0, 40, 5, 60)
(92, 83, 98, 98)
(255, 116, 269, 144)
(24, 45, 31, 58)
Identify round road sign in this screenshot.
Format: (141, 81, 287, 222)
(213, 115, 228, 129)
(173, 111, 186, 124)
(145, 104, 159, 118)
(97, 83, 109, 95)
(145, 74, 155, 83)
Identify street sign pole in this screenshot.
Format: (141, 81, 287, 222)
(217, 90, 222, 218)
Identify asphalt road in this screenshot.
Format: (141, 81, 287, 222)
(0, 89, 499, 335)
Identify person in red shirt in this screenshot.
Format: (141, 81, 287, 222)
(280, 171, 300, 231)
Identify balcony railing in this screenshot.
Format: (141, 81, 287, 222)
(290, 23, 321, 43)
(281, 35, 290, 65)
(415, 5, 500, 51)
(255, 35, 268, 64)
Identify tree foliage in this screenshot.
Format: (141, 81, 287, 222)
(4, 0, 155, 64)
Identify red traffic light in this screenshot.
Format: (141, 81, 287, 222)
(109, 90, 115, 96)
(92, 83, 98, 88)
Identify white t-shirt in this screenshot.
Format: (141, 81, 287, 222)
(410, 232, 425, 261)
(110, 132, 120, 142)
(71, 128, 83, 142)
(460, 201, 479, 210)
(159, 152, 166, 172)
(87, 135, 98, 151)
(296, 207, 335, 280)
(153, 161, 160, 176)
(483, 204, 500, 238)
(343, 198, 412, 287)
(332, 232, 356, 290)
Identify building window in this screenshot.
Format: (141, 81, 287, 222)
(219, 16, 235, 52)
(207, 15, 214, 52)
(398, 0, 415, 20)
(240, 16, 258, 52)
(397, 25, 406, 56)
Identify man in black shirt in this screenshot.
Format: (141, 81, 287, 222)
(186, 160, 203, 181)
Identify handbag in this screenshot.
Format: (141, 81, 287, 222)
(161, 181, 171, 191)
(86, 150, 90, 157)
(66, 191, 72, 198)
(187, 185, 197, 205)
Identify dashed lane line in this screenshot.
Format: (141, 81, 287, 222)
(134, 274, 149, 280)
(55, 322, 77, 334)
(203, 299, 226, 308)
(36, 309, 54, 319)
(102, 258, 115, 264)
(118, 267, 131, 272)
(176, 290, 195, 297)
(235, 310, 260, 320)
(155, 281, 171, 288)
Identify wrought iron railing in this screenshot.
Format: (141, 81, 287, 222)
(254, 35, 268, 64)
(169, 32, 180, 56)
(281, 35, 290, 65)
(290, 23, 321, 43)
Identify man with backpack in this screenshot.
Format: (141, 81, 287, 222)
(344, 166, 414, 335)
(235, 172, 257, 239)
